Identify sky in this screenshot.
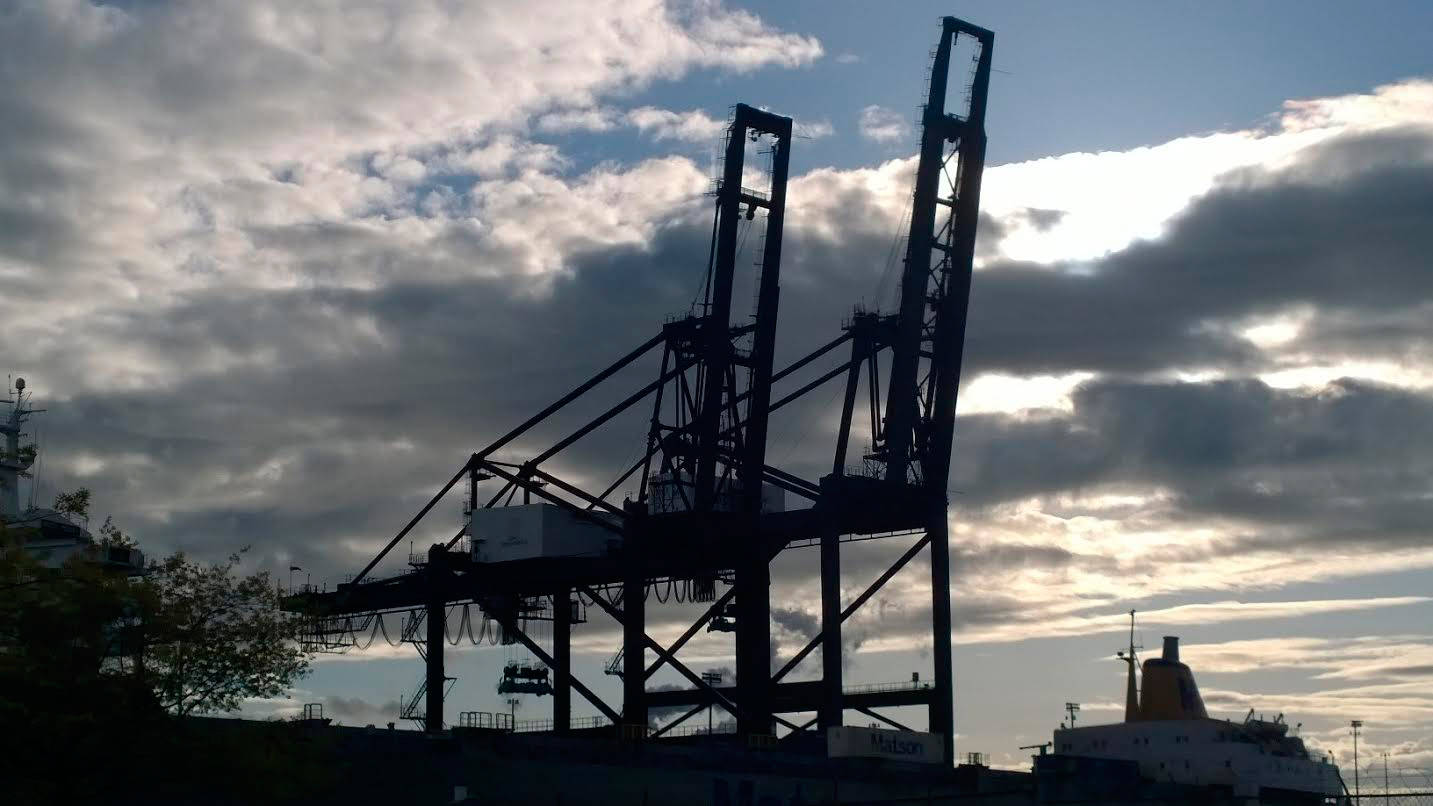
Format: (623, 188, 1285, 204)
(3, 0, 1433, 779)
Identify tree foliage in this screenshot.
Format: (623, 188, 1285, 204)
(98, 514, 139, 549)
(142, 550, 310, 716)
(0, 530, 154, 718)
(0, 536, 310, 718)
(1, 512, 320, 801)
(52, 486, 91, 521)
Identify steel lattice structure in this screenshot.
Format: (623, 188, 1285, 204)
(286, 17, 993, 766)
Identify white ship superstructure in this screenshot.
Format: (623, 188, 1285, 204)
(1, 377, 144, 572)
(1, 377, 39, 521)
(1053, 618, 1344, 803)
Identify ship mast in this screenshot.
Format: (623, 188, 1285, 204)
(1119, 609, 1140, 722)
(1, 378, 42, 520)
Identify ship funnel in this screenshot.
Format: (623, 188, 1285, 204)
(1162, 636, 1179, 663)
(1138, 635, 1206, 721)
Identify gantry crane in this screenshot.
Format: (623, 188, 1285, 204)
(287, 16, 992, 766)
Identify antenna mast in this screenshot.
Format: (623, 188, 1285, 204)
(1120, 609, 1140, 721)
(2, 377, 43, 520)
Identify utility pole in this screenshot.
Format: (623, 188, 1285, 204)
(702, 671, 722, 734)
(1351, 720, 1363, 802)
(1384, 751, 1389, 798)
(1065, 702, 1080, 728)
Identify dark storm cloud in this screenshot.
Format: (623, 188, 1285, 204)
(37, 223, 718, 572)
(22, 122, 1433, 594)
(772, 606, 820, 641)
(951, 376, 1433, 553)
(1014, 207, 1066, 232)
(964, 127, 1433, 376)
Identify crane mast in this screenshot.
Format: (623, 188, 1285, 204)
(878, 17, 994, 751)
(881, 17, 993, 491)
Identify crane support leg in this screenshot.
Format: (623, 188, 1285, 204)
(929, 511, 954, 764)
(622, 541, 646, 728)
(821, 331, 869, 729)
(736, 544, 772, 736)
(818, 525, 842, 729)
(554, 588, 572, 733)
(424, 544, 446, 733)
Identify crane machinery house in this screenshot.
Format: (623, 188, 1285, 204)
(468, 503, 621, 564)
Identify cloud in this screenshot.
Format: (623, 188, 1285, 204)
(795, 118, 835, 140)
(857, 105, 910, 143)
(535, 105, 833, 144)
(535, 108, 623, 134)
(3, 2, 1433, 746)
(0, 0, 820, 304)
(950, 376, 1433, 558)
(1180, 635, 1433, 682)
(626, 107, 727, 143)
(323, 695, 402, 726)
(980, 80, 1433, 264)
(950, 593, 1432, 648)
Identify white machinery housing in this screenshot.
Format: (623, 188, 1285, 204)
(469, 503, 620, 564)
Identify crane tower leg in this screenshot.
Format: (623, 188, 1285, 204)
(425, 544, 446, 733)
(554, 587, 572, 733)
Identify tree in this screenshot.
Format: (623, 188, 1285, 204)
(50, 487, 136, 548)
(0, 519, 319, 801)
(97, 515, 138, 550)
(139, 549, 310, 716)
(52, 486, 91, 521)
(0, 537, 310, 718)
(0, 530, 149, 707)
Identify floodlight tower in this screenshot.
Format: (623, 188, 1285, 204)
(1352, 720, 1364, 800)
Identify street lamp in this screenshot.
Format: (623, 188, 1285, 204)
(701, 671, 722, 734)
(1351, 720, 1364, 802)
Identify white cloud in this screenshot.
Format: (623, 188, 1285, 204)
(626, 107, 727, 143)
(980, 79, 1433, 265)
(0, 0, 819, 295)
(535, 107, 622, 134)
(795, 118, 836, 139)
(958, 372, 1094, 415)
(1281, 79, 1433, 134)
(0, 0, 818, 395)
(858, 104, 910, 143)
(1180, 635, 1433, 681)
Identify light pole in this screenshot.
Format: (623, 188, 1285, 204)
(1351, 720, 1363, 802)
(702, 671, 722, 734)
(1383, 751, 1389, 798)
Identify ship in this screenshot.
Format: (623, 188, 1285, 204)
(1040, 613, 1346, 805)
(1, 377, 145, 573)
